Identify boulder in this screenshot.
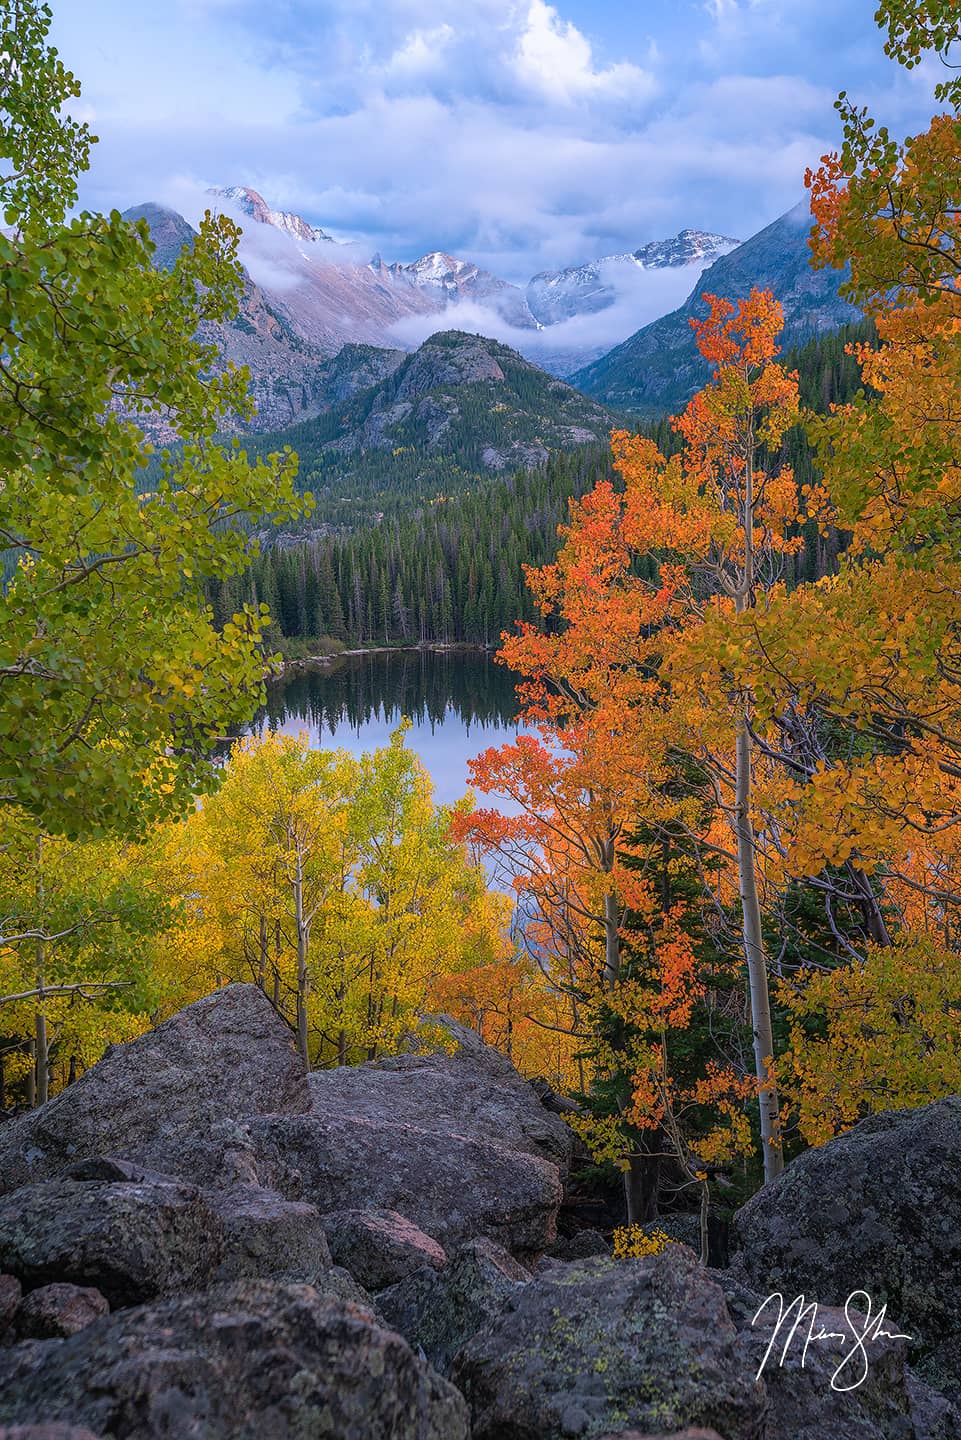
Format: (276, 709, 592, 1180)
(451, 1247, 767, 1440)
(15, 1285, 109, 1341)
(0, 986, 308, 1194)
(206, 1184, 332, 1284)
(323, 1208, 446, 1291)
(719, 1271, 961, 1440)
(0, 1428, 104, 1439)
(221, 1111, 563, 1256)
(378, 1236, 530, 1375)
(547, 1228, 611, 1261)
(732, 1097, 961, 1347)
(0, 1275, 22, 1342)
(0, 1279, 469, 1440)
(308, 1013, 573, 1172)
(0, 1179, 222, 1308)
(595, 1433, 727, 1440)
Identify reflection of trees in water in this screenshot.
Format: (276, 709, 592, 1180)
(259, 651, 520, 740)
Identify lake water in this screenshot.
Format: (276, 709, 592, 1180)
(259, 649, 522, 808)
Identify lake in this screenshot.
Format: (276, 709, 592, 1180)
(258, 649, 522, 808)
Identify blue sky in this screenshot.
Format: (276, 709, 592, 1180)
(52, 0, 942, 283)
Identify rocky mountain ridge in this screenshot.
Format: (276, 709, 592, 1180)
(245, 329, 617, 493)
(526, 227, 740, 326)
(572, 201, 860, 415)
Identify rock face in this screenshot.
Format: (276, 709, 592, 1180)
(452, 1247, 767, 1440)
(206, 1185, 332, 1284)
(573, 201, 859, 415)
(226, 1111, 563, 1256)
(378, 1237, 530, 1376)
(719, 1271, 960, 1440)
(323, 1209, 446, 1292)
(0, 986, 308, 1194)
(308, 1013, 574, 1172)
(0, 1280, 470, 1440)
(0, 1180, 222, 1308)
(732, 1097, 961, 1348)
(14, 1284, 109, 1341)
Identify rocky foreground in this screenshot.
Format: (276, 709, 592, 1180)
(0, 986, 959, 1438)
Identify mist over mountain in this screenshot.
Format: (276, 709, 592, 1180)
(572, 202, 859, 415)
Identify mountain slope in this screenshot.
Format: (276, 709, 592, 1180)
(125, 204, 338, 434)
(527, 228, 739, 326)
(248, 330, 617, 507)
(376, 251, 537, 330)
(210, 185, 337, 244)
(571, 203, 859, 415)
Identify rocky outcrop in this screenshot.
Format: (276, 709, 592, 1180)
(0, 986, 307, 1194)
(221, 1110, 562, 1255)
(14, 1284, 109, 1341)
(0, 1179, 223, 1308)
(720, 1270, 960, 1440)
(0, 1428, 104, 1439)
(732, 1097, 961, 1348)
(206, 1184, 332, 1284)
(0, 1276, 22, 1342)
(378, 1237, 530, 1376)
(453, 1247, 767, 1440)
(0, 1280, 470, 1440)
(308, 1013, 574, 1171)
(323, 1209, 446, 1292)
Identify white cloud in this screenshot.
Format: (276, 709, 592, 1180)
(513, 0, 654, 104)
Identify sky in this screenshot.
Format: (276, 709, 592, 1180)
(52, 0, 943, 284)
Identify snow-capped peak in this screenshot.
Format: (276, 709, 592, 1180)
(209, 185, 336, 245)
(526, 228, 742, 326)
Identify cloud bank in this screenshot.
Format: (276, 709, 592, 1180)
(54, 0, 944, 282)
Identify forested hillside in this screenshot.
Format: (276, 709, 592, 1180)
(212, 320, 873, 649)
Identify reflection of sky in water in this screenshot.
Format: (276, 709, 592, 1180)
(271, 702, 521, 812)
(258, 653, 525, 817)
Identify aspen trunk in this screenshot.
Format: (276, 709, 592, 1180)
(735, 713, 784, 1182)
(34, 1009, 48, 1107)
(602, 871, 658, 1219)
(294, 851, 310, 1067)
(735, 430, 784, 1184)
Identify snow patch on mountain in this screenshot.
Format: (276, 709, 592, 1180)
(527, 229, 740, 326)
(209, 185, 336, 245)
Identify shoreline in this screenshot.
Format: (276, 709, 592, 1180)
(270, 641, 496, 678)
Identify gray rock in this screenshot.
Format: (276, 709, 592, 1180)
(451, 1247, 767, 1440)
(0, 986, 308, 1193)
(324, 1208, 446, 1291)
(594, 1432, 728, 1440)
(0, 1274, 22, 1341)
(0, 1279, 470, 1440)
(14, 1284, 109, 1340)
(733, 1097, 961, 1348)
(378, 1236, 530, 1375)
(0, 1427, 104, 1439)
(308, 1013, 573, 1172)
(548, 1228, 611, 1261)
(0, 1180, 222, 1308)
(229, 1110, 563, 1257)
(719, 1271, 961, 1440)
(206, 1184, 332, 1284)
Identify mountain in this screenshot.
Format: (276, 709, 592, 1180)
(374, 251, 538, 330)
(572, 203, 859, 416)
(124, 203, 337, 434)
(209, 185, 337, 245)
(247, 330, 617, 504)
(527, 228, 739, 326)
